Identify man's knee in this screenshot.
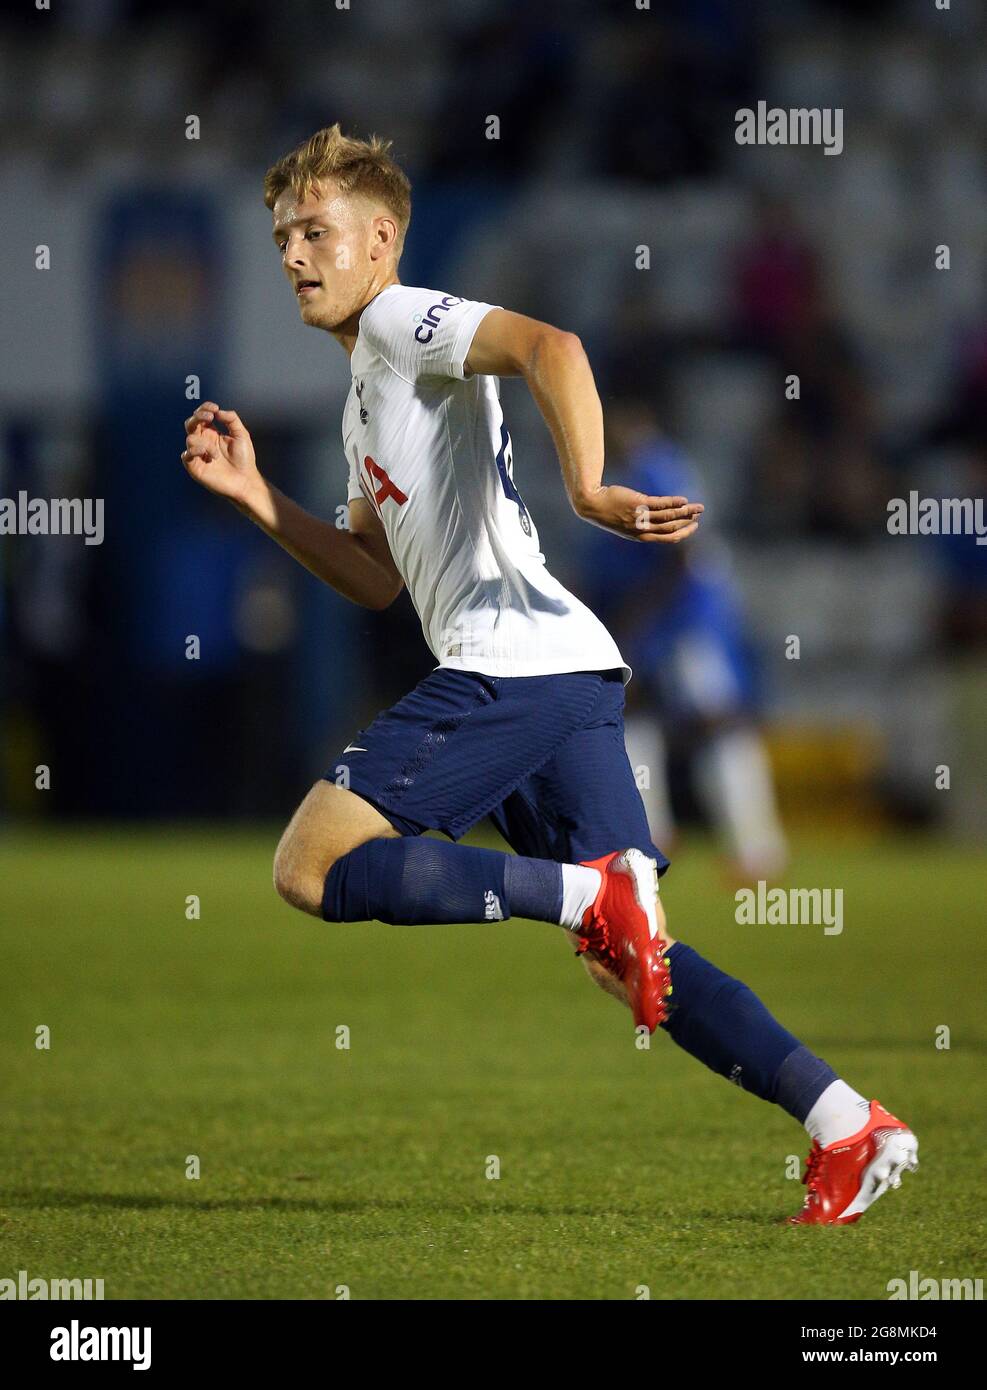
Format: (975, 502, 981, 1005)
(272, 833, 327, 916)
(273, 780, 400, 918)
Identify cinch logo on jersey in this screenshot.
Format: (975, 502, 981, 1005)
(483, 889, 504, 921)
(413, 296, 464, 343)
(50, 1320, 151, 1371)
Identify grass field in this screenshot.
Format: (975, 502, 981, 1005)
(1, 825, 984, 1301)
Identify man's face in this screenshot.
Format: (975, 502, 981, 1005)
(272, 183, 380, 332)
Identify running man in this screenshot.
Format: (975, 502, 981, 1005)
(181, 125, 917, 1224)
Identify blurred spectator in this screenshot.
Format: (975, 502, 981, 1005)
(584, 397, 788, 880)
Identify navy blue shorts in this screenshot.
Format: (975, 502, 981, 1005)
(323, 667, 670, 873)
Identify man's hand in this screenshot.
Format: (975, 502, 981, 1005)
(464, 313, 704, 545)
(575, 485, 704, 543)
(180, 401, 403, 610)
(182, 401, 262, 507)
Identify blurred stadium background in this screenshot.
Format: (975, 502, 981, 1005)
(1, 0, 985, 844)
(3, 0, 987, 1305)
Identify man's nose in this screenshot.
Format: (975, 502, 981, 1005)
(284, 236, 309, 267)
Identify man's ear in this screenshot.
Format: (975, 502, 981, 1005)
(370, 215, 399, 261)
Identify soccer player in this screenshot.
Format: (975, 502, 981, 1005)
(181, 125, 917, 1224)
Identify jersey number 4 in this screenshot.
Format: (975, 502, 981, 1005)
(361, 455, 408, 516)
(495, 426, 532, 536)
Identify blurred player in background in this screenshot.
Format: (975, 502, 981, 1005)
(587, 396, 788, 882)
(181, 125, 916, 1224)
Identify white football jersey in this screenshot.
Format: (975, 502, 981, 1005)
(342, 284, 629, 681)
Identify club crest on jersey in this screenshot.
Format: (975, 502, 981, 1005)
(355, 379, 369, 424)
(413, 296, 463, 343)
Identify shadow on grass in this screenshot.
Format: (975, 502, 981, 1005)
(0, 1189, 772, 1223)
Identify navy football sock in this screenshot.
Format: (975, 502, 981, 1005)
(322, 837, 563, 926)
(660, 943, 837, 1122)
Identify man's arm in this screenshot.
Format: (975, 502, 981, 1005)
(465, 309, 703, 543)
(181, 402, 403, 610)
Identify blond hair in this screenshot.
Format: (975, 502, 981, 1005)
(263, 123, 412, 247)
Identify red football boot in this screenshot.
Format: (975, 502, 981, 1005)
(789, 1100, 919, 1225)
(575, 849, 672, 1034)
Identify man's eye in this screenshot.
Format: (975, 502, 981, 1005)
(307, 229, 326, 240)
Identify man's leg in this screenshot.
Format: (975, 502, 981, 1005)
(273, 669, 615, 934)
(497, 674, 881, 1151)
(274, 669, 665, 1027)
(693, 721, 788, 880)
(283, 671, 916, 1220)
(274, 780, 595, 930)
(273, 780, 401, 916)
(622, 709, 676, 853)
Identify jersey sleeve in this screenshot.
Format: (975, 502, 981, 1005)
(360, 286, 500, 383)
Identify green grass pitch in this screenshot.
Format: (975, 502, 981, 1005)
(1, 826, 984, 1300)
